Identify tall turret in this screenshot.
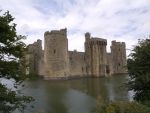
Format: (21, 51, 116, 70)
(44, 28, 69, 78)
(111, 40, 127, 74)
(85, 33, 107, 77)
(84, 32, 92, 75)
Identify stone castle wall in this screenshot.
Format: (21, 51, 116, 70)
(26, 28, 127, 79)
(106, 53, 113, 76)
(69, 51, 87, 77)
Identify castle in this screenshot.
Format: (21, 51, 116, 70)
(26, 28, 127, 79)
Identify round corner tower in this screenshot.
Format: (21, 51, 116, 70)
(44, 28, 69, 78)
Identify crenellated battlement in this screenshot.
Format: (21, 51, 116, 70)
(85, 33, 107, 45)
(44, 28, 67, 37)
(89, 37, 107, 45)
(111, 40, 125, 46)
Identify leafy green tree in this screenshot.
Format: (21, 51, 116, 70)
(0, 11, 33, 113)
(127, 38, 150, 106)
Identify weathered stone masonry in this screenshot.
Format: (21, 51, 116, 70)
(26, 28, 127, 79)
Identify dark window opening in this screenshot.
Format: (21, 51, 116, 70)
(82, 67, 84, 72)
(106, 65, 110, 74)
(54, 49, 56, 54)
(70, 57, 72, 61)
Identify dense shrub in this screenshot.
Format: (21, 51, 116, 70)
(127, 38, 150, 106)
(93, 101, 150, 113)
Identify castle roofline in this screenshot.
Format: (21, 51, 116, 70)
(112, 40, 125, 45)
(44, 28, 67, 36)
(68, 51, 85, 56)
(91, 37, 107, 43)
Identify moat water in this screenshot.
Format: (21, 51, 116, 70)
(14, 75, 133, 113)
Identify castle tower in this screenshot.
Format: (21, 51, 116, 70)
(27, 39, 42, 75)
(85, 33, 107, 77)
(44, 28, 69, 78)
(84, 32, 92, 75)
(111, 40, 127, 74)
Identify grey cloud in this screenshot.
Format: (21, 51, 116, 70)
(0, 0, 150, 53)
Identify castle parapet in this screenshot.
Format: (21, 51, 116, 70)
(112, 40, 125, 46)
(89, 37, 107, 45)
(44, 28, 67, 37)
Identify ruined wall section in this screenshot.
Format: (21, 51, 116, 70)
(85, 33, 107, 77)
(27, 39, 43, 75)
(44, 29, 69, 78)
(69, 51, 86, 77)
(111, 40, 127, 74)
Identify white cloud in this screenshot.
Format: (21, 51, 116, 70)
(0, 0, 150, 54)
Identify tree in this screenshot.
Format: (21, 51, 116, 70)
(0, 11, 33, 113)
(127, 38, 150, 106)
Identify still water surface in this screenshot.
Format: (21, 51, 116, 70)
(16, 75, 133, 113)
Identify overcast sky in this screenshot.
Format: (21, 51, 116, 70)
(0, 0, 150, 53)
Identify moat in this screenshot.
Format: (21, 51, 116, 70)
(16, 75, 133, 113)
